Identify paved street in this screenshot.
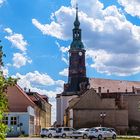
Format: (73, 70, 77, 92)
(6, 138, 89, 140)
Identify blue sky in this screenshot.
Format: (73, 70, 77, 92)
(1, 0, 140, 123)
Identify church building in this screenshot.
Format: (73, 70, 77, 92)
(56, 5, 89, 127)
(56, 6, 140, 134)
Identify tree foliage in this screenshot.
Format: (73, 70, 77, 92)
(0, 41, 16, 140)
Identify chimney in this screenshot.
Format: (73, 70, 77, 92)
(132, 86, 135, 93)
(125, 89, 127, 93)
(98, 87, 101, 93)
(24, 87, 27, 92)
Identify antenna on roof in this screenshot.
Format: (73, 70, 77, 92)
(24, 87, 27, 92)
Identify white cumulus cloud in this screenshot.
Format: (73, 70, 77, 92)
(87, 49, 140, 76)
(32, 0, 140, 76)
(13, 53, 32, 68)
(118, 0, 140, 18)
(32, 18, 63, 39)
(56, 41, 69, 64)
(5, 28, 28, 52)
(59, 68, 68, 77)
(0, 0, 6, 7)
(14, 71, 64, 88)
(4, 28, 32, 68)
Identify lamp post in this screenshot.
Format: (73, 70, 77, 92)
(100, 112, 106, 127)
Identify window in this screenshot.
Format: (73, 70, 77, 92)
(49, 128, 56, 131)
(10, 116, 17, 125)
(64, 128, 70, 131)
(56, 128, 62, 133)
(2, 116, 8, 125)
(70, 128, 75, 131)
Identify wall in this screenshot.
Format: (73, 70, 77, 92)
(58, 95, 78, 126)
(45, 103, 51, 127)
(73, 109, 128, 132)
(69, 89, 128, 133)
(56, 96, 61, 126)
(6, 112, 30, 136)
(124, 94, 140, 128)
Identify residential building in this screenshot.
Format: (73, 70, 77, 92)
(5, 85, 51, 136)
(26, 91, 51, 129)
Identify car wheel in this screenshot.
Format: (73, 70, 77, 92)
(98, 134, 102, 140)
(48, 133, 52, 138)
(83, 134, 87, 139)
(41, 135, 44, 138)
(112, 134, 116, 139)
(62, 133, 66, 138)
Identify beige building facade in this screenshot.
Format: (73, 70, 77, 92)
(66, 88, 128, 133)
(61, 79, 140, 134)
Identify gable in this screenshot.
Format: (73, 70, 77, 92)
(73, 89, 116, 109)
(7, 85, 35, 112)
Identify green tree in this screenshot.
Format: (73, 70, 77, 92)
(0, 41, 16, 140)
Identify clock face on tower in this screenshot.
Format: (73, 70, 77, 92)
(79, 52, 82, 56)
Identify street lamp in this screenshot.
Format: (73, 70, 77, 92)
(100, 112, 106, 127)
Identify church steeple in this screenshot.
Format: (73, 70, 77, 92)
(74, 4, 80, 29)
(71, 5, 84, 49)
(63, 5, 89, 93)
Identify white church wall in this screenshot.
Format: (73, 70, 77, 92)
(59, 95, 78, 126)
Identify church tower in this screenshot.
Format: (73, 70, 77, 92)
(64, 5, 89, 94)
(56, 5, 89, 126)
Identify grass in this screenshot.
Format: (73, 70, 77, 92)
(117, 136, 140, 140)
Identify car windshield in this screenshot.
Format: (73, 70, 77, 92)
(49, 128, 56, 131)
(42, 128, 48, 131)
(108, 128, 116, 132)
(78, 128, 88, 131)
(90, 128, 98, 131)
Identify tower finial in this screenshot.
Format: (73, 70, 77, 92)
(76, 3, 78, 20)
(76, 3, 78, 12)
(74, 3, 80, 28)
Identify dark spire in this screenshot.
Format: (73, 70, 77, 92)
(74, 4, 80, 28)
(71, 3, 84, 49)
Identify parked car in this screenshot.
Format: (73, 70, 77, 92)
(71, 128, 89, 139)
(88, 127, 117, 140)
(40, 127, 56, 138)
(55, 127, 76, 138)
(109, 127, 117, 132)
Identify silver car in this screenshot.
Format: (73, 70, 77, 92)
(88, 127, 117, 140)
(55, 127, 76, 138)
(71, 128, 89, 139)
(40, 127, 56, 138)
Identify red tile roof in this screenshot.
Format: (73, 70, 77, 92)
(89, 78, 140, 93)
